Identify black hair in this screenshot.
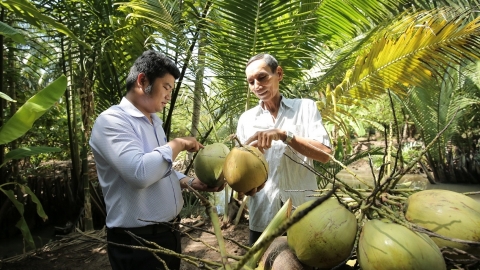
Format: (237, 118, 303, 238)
(125, 50, 181, 93)
(246, 53, 278, 73)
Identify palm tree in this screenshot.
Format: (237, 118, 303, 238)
(397, 63, 480, 183)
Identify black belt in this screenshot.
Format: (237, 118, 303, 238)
(108, 216, 180, 235)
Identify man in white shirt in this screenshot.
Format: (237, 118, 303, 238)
(237, 53, 332, 245)
(90, 50, 223, 270)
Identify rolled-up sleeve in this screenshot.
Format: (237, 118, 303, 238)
(154, 146, 187, 181)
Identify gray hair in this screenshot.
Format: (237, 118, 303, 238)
(246, 53, 278, 73)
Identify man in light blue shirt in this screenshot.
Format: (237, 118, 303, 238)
(237, 53, 332, 245)
(90, 50, 223, 270)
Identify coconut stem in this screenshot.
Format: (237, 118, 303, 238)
(412, 224, 480, 247)
(231, 134, 244, 147)
(185, 185, 233, 269)
(233, 195, 248, 225)
(104, 231, 222, 269)
(283, 153, 366, 199)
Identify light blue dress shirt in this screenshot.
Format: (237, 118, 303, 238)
(89, 98, 185, 228)
(236, 96, 331, 232)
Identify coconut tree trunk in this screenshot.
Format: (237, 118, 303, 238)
(73, 1, 93, 231)
(7, 42, 17, 178)
(191, 36, 205, 139)
(188, 34, 206, 164)
(163, 1, 213, 139)
(0, 8, 5, 182)
(60, 35, 81, 215)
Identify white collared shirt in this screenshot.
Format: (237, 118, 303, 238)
(236, 96, 331, 232)
(89, 97, 185, 228)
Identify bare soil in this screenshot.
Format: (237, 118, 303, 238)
(0, 217, 250, 270)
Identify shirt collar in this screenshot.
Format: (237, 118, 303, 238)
(119, 97, 145, 118)
(257, 95, 294, 112)
(118, 97, 163, 125)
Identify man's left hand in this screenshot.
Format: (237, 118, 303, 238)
(187, 178, 226, 192)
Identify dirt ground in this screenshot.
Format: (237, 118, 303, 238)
(1, 154, 479, 270)
(0, 216, 251, 270)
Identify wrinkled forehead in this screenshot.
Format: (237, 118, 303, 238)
(246, 60, 272, 77)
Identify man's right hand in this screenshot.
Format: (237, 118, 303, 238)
(244, 182, 266, 196)
(179, 137, 204, 152)
(168, 137, 204, 160)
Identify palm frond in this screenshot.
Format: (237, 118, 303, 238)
(328, 9, 480, 107)
(315, 146, 385, 188)
(206, 0, 323, 116)
(317, 0, 410, 46)
(394, 63, 480, 164)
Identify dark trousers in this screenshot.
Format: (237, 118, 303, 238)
(249, 229, 263, 246)
(107, 226, 181, 270)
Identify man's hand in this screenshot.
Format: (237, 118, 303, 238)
(244, 181, 266, 196)
(244, 129, 285, 153)
(183, 177, 226, 192)
(168, 137, 204, 160)
(180, 137, 204, 152)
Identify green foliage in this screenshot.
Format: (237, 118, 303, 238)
(181, 190, 214, 219)
(0, 0, 90, 49)
(318, 8, 480, 114)
(0, 92, 16, 102)
(0, 21, 25, 44)
(316, 145, 384, 188)
(0, 183, 48, 250)
(2, 146, 61, 168)
(401, 142, 423, 165)
(395, 63, 480, 182)
(0, 76, 68, 145)
(0, 76, 66, 250)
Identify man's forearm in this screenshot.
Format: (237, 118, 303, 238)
(287, 136, 332, 163)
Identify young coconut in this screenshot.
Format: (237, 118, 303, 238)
(287, 198, 357, 269)
(358, 219, 447, 270)
(404, 189, 480, 257)
(193, 142, 230, 188)
(222, 140, 268, 193)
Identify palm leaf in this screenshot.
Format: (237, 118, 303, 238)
(317, 0, 410, 46)
(0, 76, 67, 145)
(0, 0, 91, 49)
(0, 20, 25, 44)
(207, 0, 323, 116)
(394, 63, 480, 180)
(328, 9, 480, 107)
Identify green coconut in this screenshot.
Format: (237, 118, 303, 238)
(358, 219, 446, 270)
(287, 198, 357, 269)
(193, 143, 230, 187)
(404, 189, 480, 256)
(223, 145, 268, 192)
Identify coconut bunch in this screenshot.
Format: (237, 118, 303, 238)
(240, 128, 480, 270)
(242, 184, 480, 270)
(184, 132, 480, 270)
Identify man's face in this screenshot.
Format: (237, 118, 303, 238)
(245, 59, 282, 101)
(145, 73, 175, 113)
